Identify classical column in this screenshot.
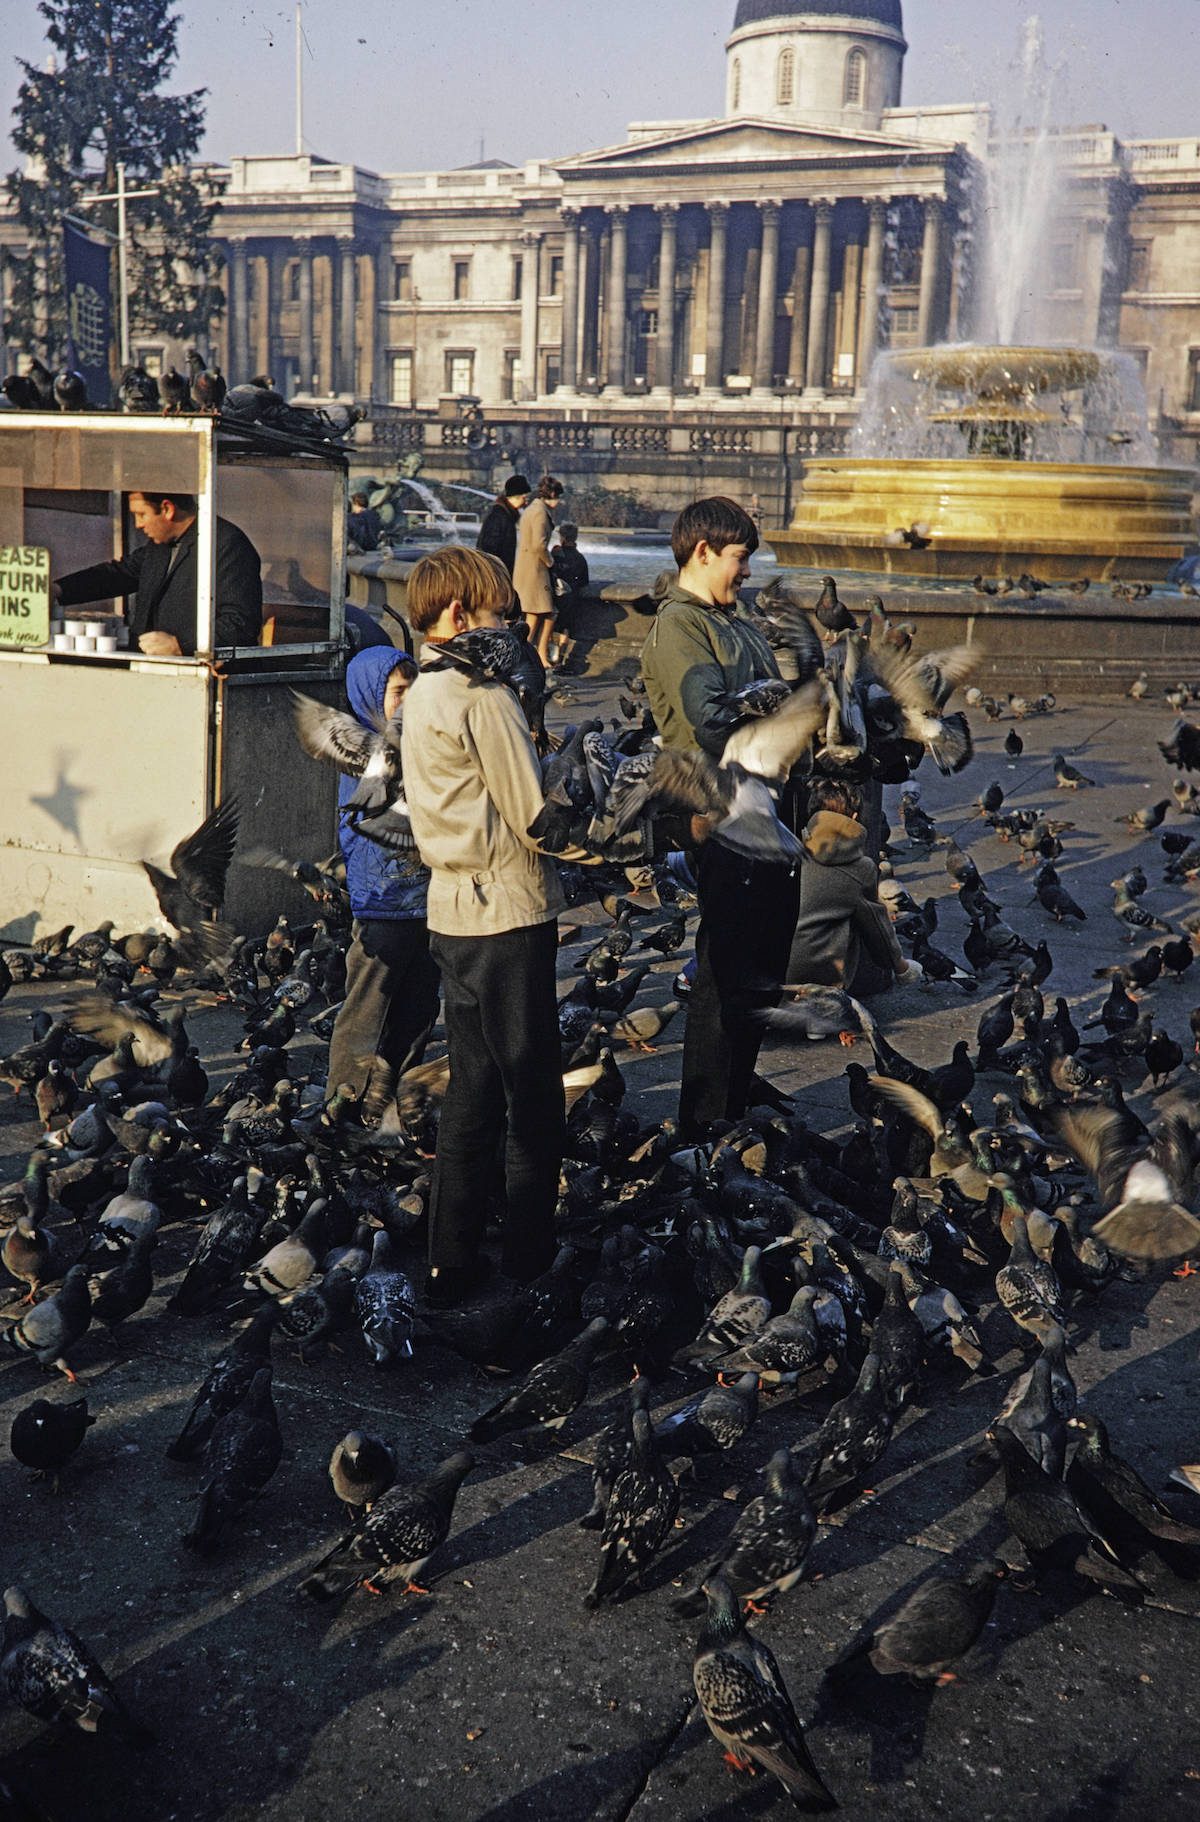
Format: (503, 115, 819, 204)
(753, 201, 782, 390)
(856, 197, 887, 384)
(654, 203, 679, 392)
(263, 244, 282, 381)
(805, 200, 834, 392)
(558, 208, 581, 392)
(605, 205, 628, 392)
(581, 220, 602, 382)
(337, 238, 358, 395)
(228, 241, 250, 384)
(838, 237, 862, 388)
(519, 231, 541, 401)
(787, 221, 812, 385)
(703, 201, 729, 395)
(917, 196, 944, 346)
(373, 242, 391, 401)
(296, 238, 314, 393)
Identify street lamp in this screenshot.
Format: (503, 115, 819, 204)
(73, 162, 161, 367)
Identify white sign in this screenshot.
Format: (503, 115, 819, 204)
(0, 546, 50, 648)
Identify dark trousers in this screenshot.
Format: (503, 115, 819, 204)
(679, 842, 802, 1134)
(428, 920, 564, 1282)
(326, 919, 440, 1116)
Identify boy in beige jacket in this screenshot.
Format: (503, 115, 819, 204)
(400, 546, 566, 1307)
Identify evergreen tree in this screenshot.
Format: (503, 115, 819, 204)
(4, 0, 223, 360)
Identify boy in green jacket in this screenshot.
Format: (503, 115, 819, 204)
(641, 496, 801, 1134)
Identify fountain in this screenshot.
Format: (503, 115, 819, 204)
(767, 18, 1196, 587)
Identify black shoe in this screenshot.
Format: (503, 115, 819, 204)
(423, 1264, 488, 1310)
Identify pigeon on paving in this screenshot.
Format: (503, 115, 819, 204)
(676, 1245, 771, 1367)
(1066, 1413, 1200, 1576)
(693, 1576, 837, 1811)
(300, 1449, 474, 1601)
(165, 1304, 278, 1462)
(354, 1228, 415, 1367)
(328, 1430, 397, 1519)
(677, 1449, 816, 1617)
(2, 1266, 91, 1381)
(992, 1425, 1145, 1601)
(183, 1365, 283, 1554)
(802, 1348, 894, 1507)
(469, 1317, 610, 1442)
(580, 1377, 652, 1532)
(833, 1561, 1006, 1685)
(0, 1586, 154, 1746)
(9, 1397, 94, 1489)
(584, 1407, 679, 1607)
(654, 1371, 759, 1463)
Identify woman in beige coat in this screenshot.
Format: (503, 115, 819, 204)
(513, 475, 563, 664)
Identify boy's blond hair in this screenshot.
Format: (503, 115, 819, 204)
(407, 545, 514, 633)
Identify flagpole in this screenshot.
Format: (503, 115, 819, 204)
(116, 162, 129, 367)
(295, 3, 304, 156)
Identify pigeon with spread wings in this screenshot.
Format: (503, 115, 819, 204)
(139, 798, 239, 965)
(291, 683, 420, 853)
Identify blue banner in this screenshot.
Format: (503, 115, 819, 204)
(62, 219, 112, 405)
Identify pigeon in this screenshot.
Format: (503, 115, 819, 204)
(328, 1431, 397, 1518)
(1048, 1102, 1200, 1264)
(165, 1304, 277, 1462)
(1066, 1413, 1200, 1575)
(140, 800, 240, 964)
(812, 574, 855, 638)
(802, 1348, 894, 1506)
(654, 1372, 759, 1463)
(835, 1562, 1007, 1685)
(676, 1244, 771, 1366)
(469, 1317, 609, 1442)
(992, 1426, 1145, 1601)
(580, 1376, 652, 1531)
(692, 1576, 837, 1811)
(0, 1585, 153, 1746)
(1053, 754, 1093, 789)
(183, 1365, 283, 1553)
(678, 1449, 817, 1616)
(9, 1397, 94, 1489)
(299, 1449, 474, 1601)
(2, 1266, 91, 1381)
(718, 1284, 825, 1386)
(755, 988, 874, 1046)
(584, 1407, 679, 1606)
(354, 1229, 415, 1367)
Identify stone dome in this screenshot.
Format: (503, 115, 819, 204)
(726, 0, 906, 129)
(733, 0, 903, 27)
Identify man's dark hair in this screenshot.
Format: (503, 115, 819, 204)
(350, 491, 368, 507)
(132, 491, 198, 518)
(808, 775, 864, 820)
(671, 495, 759, 569)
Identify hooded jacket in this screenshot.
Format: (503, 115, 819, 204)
(338, 647, 429, 923)
(787, 810, 903, 990)
(640, 581, 780, 757)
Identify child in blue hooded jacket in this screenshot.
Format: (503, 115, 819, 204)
(325, 646, 439, 1122)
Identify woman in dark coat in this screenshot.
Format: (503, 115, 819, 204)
(475, 473, 531, 576)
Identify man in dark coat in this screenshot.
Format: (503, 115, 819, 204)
(55, 490, 262, 656)
(475, 473, 530, 577)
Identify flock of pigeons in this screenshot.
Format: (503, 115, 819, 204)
(1, 355, 361, 448)
(0, 587, 1198, 1814)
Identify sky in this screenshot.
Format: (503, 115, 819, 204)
(0, 0, 1195, 175)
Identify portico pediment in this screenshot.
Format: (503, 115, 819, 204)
(560, 115, 951, 176)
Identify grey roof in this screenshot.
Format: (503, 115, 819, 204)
(733, 0, 903, 31)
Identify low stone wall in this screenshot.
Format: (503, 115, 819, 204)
(346, 553, 1200, 696)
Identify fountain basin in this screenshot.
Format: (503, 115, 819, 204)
(767, 456, 1196, 581)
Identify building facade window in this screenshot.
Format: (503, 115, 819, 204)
(1051, 239, 1079, 290)
(511, 256, 523, 301)
(452, 258, 471, 301)
(731, 56, 741, 112)
(445, 350, 475, 395)
(843, 47, 866, 106)
(777, 47, 795, 106)
(393, 259, 412, 302)
(548, 254, 564, 296)
(1188, 350, 1200, 412)
(504, 350, 522, 401)
(284, 260, 300, 303)
(389, 350, 414, 407)
(1127, 241, 1151, 291)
